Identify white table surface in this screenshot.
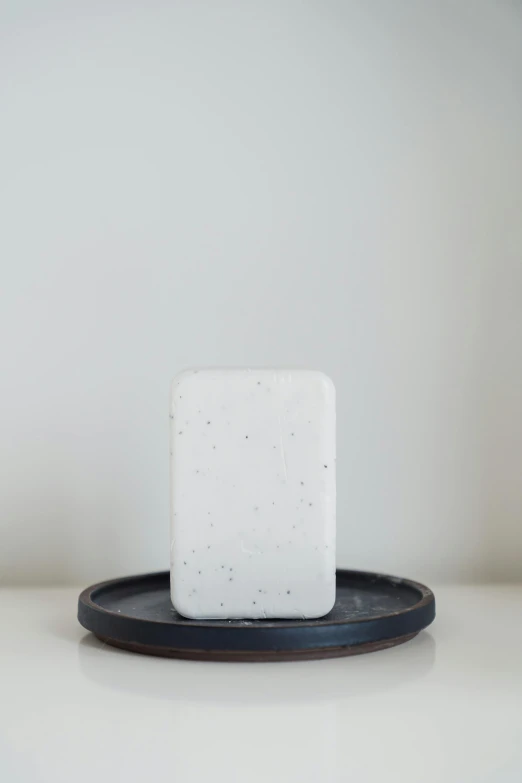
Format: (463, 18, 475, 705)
(1, 585, 521, 783)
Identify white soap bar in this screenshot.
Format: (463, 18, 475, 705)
(170, 368, 336, 619)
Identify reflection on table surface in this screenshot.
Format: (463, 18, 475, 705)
(77, 628, 436, 781)
(78, 630, 436, 704)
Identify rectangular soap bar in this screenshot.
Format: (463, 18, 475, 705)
(170, 368, 336, 619)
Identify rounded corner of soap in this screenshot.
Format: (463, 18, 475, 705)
(171, 367, 202, 395)
(311, 589, 336, 620)
(323, 589, 337, 617)
(312, 370, 336, 400)
(170, 586, 195, 619)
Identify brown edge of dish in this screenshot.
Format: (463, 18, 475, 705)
(94, 631, 420, 662)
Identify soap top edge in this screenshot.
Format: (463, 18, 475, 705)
(171, 367, 335, 397)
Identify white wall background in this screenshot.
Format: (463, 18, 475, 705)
(1, 0, 521, 586)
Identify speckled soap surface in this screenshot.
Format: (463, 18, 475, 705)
(170, 368, 336, 619)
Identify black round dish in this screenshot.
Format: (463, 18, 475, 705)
(77, 569, 435, 661)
